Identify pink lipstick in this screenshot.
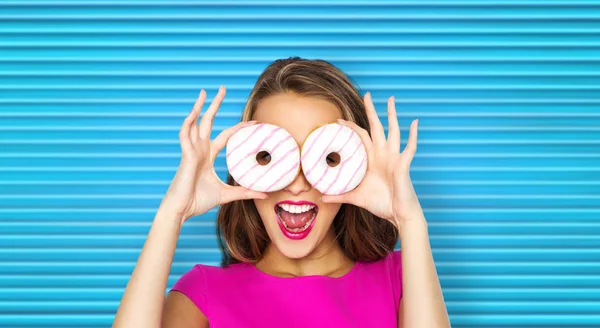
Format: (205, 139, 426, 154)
(274, 200, 318, 240)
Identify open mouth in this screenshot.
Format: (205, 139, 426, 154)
(274, 201, 318, 240)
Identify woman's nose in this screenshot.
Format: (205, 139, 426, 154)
(284, 169, 312, 195)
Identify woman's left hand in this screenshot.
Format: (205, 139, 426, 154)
(322, 92, 425, 230)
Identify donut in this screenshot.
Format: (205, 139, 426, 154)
(226, 123, 300, 192)
(300, 123, 367, 195)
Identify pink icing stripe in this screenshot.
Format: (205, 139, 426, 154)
(322, 139, 362, 195)
(264, 160, 300, 192)
(229, 127, 282, 173)
(312, 128, 352, 190)
(235, 162, 259, 183)
(312, 166, 329, 190)
(300, 124, 327, 161)
(247, 146, 298, 190)
(337, 156, 366, 195)
(267, 134, 293, 156)
(226, 123, 266, 158)
(335, 129, 353, 156)
(304, 124, 343, 177)
(232, 135, 292, 180)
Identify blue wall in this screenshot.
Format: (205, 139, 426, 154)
(1, 0, 600, 327)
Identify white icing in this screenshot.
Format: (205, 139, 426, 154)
(301, 123, 367, 195)
(226, 123, 300, 192)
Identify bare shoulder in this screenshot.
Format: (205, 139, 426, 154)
(162, 291, 209, 328)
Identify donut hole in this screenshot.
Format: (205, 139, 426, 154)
(326, 152, 341, 168)
(256, 151, 272, 166)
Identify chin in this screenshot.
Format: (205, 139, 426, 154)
(272, 237, 318, 259)
(255, 199, 340, 259)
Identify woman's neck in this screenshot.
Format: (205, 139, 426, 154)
(255, 229, 355, 278)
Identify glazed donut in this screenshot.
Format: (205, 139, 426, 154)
(226, 123, 300, 192)
(300, 123, 367, 195)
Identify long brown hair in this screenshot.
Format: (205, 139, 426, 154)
(217, 57, 398, 266)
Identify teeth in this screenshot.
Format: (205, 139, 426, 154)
(278, 203, 315, 214)
(276, 203, 318, 233)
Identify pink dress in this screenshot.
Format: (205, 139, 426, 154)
(171, 250, 403, 327)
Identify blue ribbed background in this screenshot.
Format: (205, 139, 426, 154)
(1, 0, 600, 327)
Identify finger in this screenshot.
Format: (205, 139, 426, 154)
(199, 85, 226, 140)
(337, 119, 373, 158)
(386, 96, 400, 153)
(220, 185, 268, 204)
(403, 119, 419, 161)
(190, 90, 206, 145)
(364, 92, 386, 147)
(179, 104, 199, 155)
(210, 120, 258, 162)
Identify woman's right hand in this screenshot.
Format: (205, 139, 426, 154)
(160, 86, 268, 223)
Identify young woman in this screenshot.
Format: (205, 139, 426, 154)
(113, 58, 450, 327)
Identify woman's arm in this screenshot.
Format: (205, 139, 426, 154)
(397, 217, 450, 328)
(113, 207, 208, 328)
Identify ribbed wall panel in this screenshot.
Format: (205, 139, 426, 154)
(1, 1, 600, 327)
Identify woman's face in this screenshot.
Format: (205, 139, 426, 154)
(252, 92, 343, 259)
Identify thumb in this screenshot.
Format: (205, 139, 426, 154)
(321, 191, 358, 206)
(220, 185, 268, 204)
